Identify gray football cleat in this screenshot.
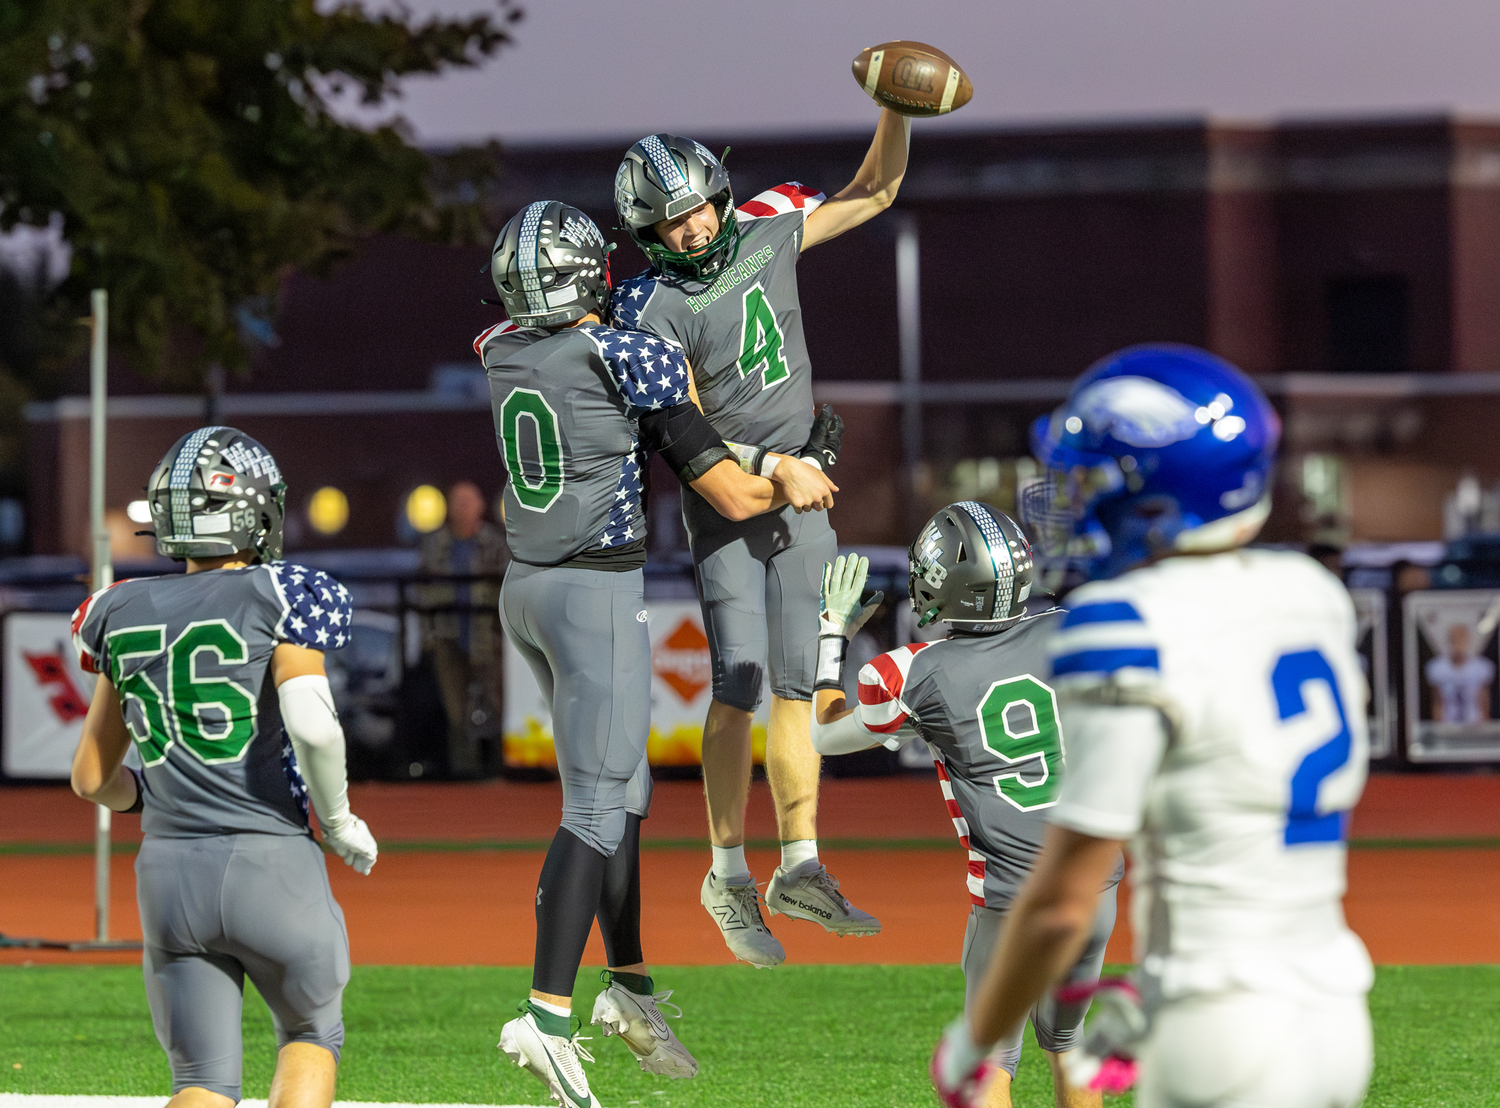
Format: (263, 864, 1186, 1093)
(700, 869, 786, 967)
(591, 974, 699, 1078)
(498, 1006, 601, 1108)
(765, 863, 881, 936)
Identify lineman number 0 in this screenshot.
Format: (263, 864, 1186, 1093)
(500, 388, 565, 512)
(976, 675, 1065, 811)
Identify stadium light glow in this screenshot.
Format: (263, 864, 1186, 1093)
(406, 485, 446, 534)
(126, 500, 152, 524)
(308, 486, 350, 535)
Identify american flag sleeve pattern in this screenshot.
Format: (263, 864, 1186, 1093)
(595, 329, 693, 415)
(737, 182, 826, 223)
(268, 565, 354, 650)
(855, 643, 929, 747)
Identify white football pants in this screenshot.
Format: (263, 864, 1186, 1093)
(1136, 990, 1372, 1108)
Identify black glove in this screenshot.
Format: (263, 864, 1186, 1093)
(801, 404, 845, 471)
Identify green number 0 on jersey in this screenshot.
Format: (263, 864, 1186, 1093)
(976, 674, 1065, 812)
(499, 388, 566, 512)
(738, 283, 790, 390)
(107, 620, 258, 766)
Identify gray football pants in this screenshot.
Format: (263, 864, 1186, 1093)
(501, 562, 653, 854)
(683, 490, 838, 711)
(135, 833, 350, 1101)
(961, 884, 1119, 1077)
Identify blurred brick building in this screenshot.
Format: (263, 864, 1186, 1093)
(25, 114, 1500, 556)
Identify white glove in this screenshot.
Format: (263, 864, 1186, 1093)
(319, 813, 379, 875)
(819, 555, 884, 642)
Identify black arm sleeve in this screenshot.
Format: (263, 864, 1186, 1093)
(638, 403, 734, 483)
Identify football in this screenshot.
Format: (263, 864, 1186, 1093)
(851, 41, 973, 117)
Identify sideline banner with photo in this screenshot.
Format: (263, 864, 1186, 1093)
(1349, 589, 1392, 760)
(3, 611, 92, 779)
(502, 599, 769, 768)
(1404, 589, 1500, 761)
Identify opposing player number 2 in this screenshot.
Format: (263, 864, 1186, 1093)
(1271, 649, 1356, 846)
(976, 675, 1065, 812)
(738, 284, 790, 389)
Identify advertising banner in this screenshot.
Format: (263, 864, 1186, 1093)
(3, 611, 92, 779)
(1404, 589, 1500, 761)
(1349, 588, 1392, 760)
(502, 599, 769, 768)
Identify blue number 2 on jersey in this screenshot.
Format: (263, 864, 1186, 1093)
(1272, 649, 1354, 846)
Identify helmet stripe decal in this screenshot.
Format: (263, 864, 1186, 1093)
(168, 426, 223, 542)
(955, 501, 1015, 620)
(516, 202, 548, 316)
(640, 135, 691, 200)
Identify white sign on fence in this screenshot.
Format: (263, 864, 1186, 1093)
(3, 611, 92, 779)
(502, 599, 769, 768)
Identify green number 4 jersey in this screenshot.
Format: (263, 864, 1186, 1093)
(72, 564, 352, 838)
(610, 183, 825, 457)
(851, 604, 1123, 909)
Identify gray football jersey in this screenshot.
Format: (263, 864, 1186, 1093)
(854, 605, 1123, 908)
(72, 563, 354, 838)
(476, 320, 692, 566)
(611, 183, 825, 456)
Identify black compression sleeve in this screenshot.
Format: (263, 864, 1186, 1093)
(638, 403, 733, 483)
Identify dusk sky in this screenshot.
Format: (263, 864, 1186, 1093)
(370, 0, 1500, 147)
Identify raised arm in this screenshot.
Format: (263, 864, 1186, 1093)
(802, 109, 911, 250)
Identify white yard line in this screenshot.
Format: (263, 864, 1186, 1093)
(0, 1098, 538, 1108)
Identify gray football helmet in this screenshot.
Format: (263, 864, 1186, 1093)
(909, 502, 1035, 632)
(490, 201, 612, 329)
(145, 426, 286, 562)
(614, 134, 741, 279)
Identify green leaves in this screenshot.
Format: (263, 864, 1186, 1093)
(0, 0, 520, 386)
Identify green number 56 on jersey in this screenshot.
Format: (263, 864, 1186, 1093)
(108, 620, 259, 766)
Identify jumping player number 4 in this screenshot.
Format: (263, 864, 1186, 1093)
(107, 620, 258, 767)
(738, 284, 790, 390)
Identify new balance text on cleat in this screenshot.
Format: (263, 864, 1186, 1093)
(765, 863, 881, 936)
(700, 869, 786, 967)
(591, 974, 699, 1078)
(498, 1007, 602, 1108)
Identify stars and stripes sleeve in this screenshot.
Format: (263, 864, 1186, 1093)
(268, 565, 353, 651)
(854, 643, 929, 749)
(472, 319, 520, 358)
(737, 182, 826, 224)
(70, 585, 117, 676)
(593, 328, 693, 415)
(608, 274, 683, 349)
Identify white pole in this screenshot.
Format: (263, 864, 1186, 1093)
(88, 288, 112, 944)
(895, 213, 922, 531)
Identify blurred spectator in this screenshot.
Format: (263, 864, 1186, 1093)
(419, 481, 509, 776)
(1425, 622, 1494, 724)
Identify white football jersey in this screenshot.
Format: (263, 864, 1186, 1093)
(1046, 549, 1373, 1003)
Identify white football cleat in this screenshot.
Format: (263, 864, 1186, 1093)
(765, 863, 881, 936)
(700, 869, 786, 967)
(498, 1008, 601, 1108)
(591, 975, 699, 1078)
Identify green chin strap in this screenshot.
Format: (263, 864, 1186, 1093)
(643, 206, 743, 280)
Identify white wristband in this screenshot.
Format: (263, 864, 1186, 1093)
(759, 454, 782, 479)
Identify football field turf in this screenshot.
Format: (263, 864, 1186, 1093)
(2, 965, 1495, 1108)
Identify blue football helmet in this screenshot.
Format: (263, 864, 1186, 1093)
(1021, 343, 1281, 581)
